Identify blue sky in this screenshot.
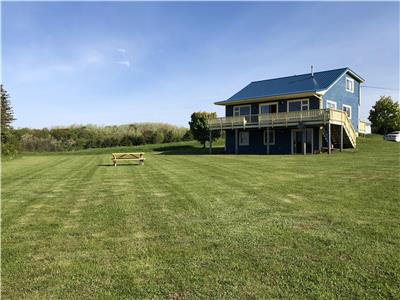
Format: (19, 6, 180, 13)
(2, 1, 399, 128)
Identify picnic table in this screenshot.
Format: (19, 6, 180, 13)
(112, 153, 145, 166)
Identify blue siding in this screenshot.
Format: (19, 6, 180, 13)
(225, 96, 321, 117)
(225, 130, 235, 153)
(226, 105, 233, 117)
(225, 127, 321, 154)
(322, 73, 360, 130)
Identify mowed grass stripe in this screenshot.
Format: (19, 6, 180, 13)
(2, 156, 71, 187)
(2, 155, 99, 225)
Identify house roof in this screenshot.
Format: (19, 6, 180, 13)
(215, 67, 364, 105)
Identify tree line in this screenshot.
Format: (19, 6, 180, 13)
(15, 123, 193, 152)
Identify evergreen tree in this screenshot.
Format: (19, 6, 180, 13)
(1, 85, 19, 155)
(1, 84, 16, 130)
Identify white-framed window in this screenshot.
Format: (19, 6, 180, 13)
(259, 102, 278, 114)
(239, 131, 249, 146)
(343, 104, 352, 119)
(346, 77, 354, 93)
(326, 100, 337, 110)
(263, 130, 275, 145)
(287, 99, 309, 112)
(233, 105, 251, 116)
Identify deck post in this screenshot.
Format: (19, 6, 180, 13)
(303, 130, 307, 155)
(319, 127, 322, 152)
(340, 124, 343, 152)
(209, 130, 212, 154)
(266, 127, 270, 155)
(328, 122, 332, 155)
(235, 129, 238, 154)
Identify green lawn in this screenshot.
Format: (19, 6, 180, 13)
(2, 135, 400, 299)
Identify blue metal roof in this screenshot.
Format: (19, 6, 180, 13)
(216, 67, 364, 105)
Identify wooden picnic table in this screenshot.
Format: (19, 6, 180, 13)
(112, 153, 145, 166)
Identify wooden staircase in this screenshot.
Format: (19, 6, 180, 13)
(327, 109, 357, 148)
(322, 124, 354, 149)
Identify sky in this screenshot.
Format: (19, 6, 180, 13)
(2, 1, 399, 128)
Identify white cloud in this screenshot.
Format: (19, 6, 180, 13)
(84, 50, 104, 65)
(117, 61, 130, 67)
(116, 48, 130, 68)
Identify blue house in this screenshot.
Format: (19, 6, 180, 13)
(209, 67, 364, 154)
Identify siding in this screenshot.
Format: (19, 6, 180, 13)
(225, 96, 321, 117)
(225, 127, 321, 154)
(322, 73, 360, 130)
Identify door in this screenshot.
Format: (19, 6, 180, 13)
(292, 129, 313, 154)
(294, 131, 303, 154)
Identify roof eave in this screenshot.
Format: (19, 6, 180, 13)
(346, 68, 365, 82)
(214, 91, 322, 106)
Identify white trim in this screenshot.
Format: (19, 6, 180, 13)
(346, 77, 354, 93)
(326, 100, 337, 109)
(291, 128, 314, 155)
(263, 130, 275, 145)
(342, 104, 352, 119)
(238, 131, 249, 146)
(233, 104, 251, 116)
(259, 102, 279, 114)
(287, 98, 309, 112)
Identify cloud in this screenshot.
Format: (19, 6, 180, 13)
(117, 61, 130, 67)
(84, 50, 104, 65)
(116, 48, 130, 68)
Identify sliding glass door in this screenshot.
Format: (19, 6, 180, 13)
(292, 129, 313, 154)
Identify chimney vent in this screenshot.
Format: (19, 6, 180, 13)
(311, 65, 314, 77)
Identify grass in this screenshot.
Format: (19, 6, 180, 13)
(2, 135, 399, 299)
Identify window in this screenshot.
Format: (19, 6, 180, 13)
(343, 104, 352, 119)
(233, 105, 251, 116)
(239, 131, 249, 146)
(264, 130, 275, 145)
(260, 102, 278, 114)
(326, 100, 337, 110)
(346, 77, 354, 93)
(287, 99, 309, 112)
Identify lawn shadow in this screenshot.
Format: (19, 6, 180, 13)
(154, 145, 225, 155)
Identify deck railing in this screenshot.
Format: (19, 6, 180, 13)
(209, 109, 330, 129)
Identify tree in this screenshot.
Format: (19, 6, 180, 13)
(368, 96, 400, 134)
(1, 85, 20, 155)
(1, 85, 15, 130)
(188, 112, 220, 148)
